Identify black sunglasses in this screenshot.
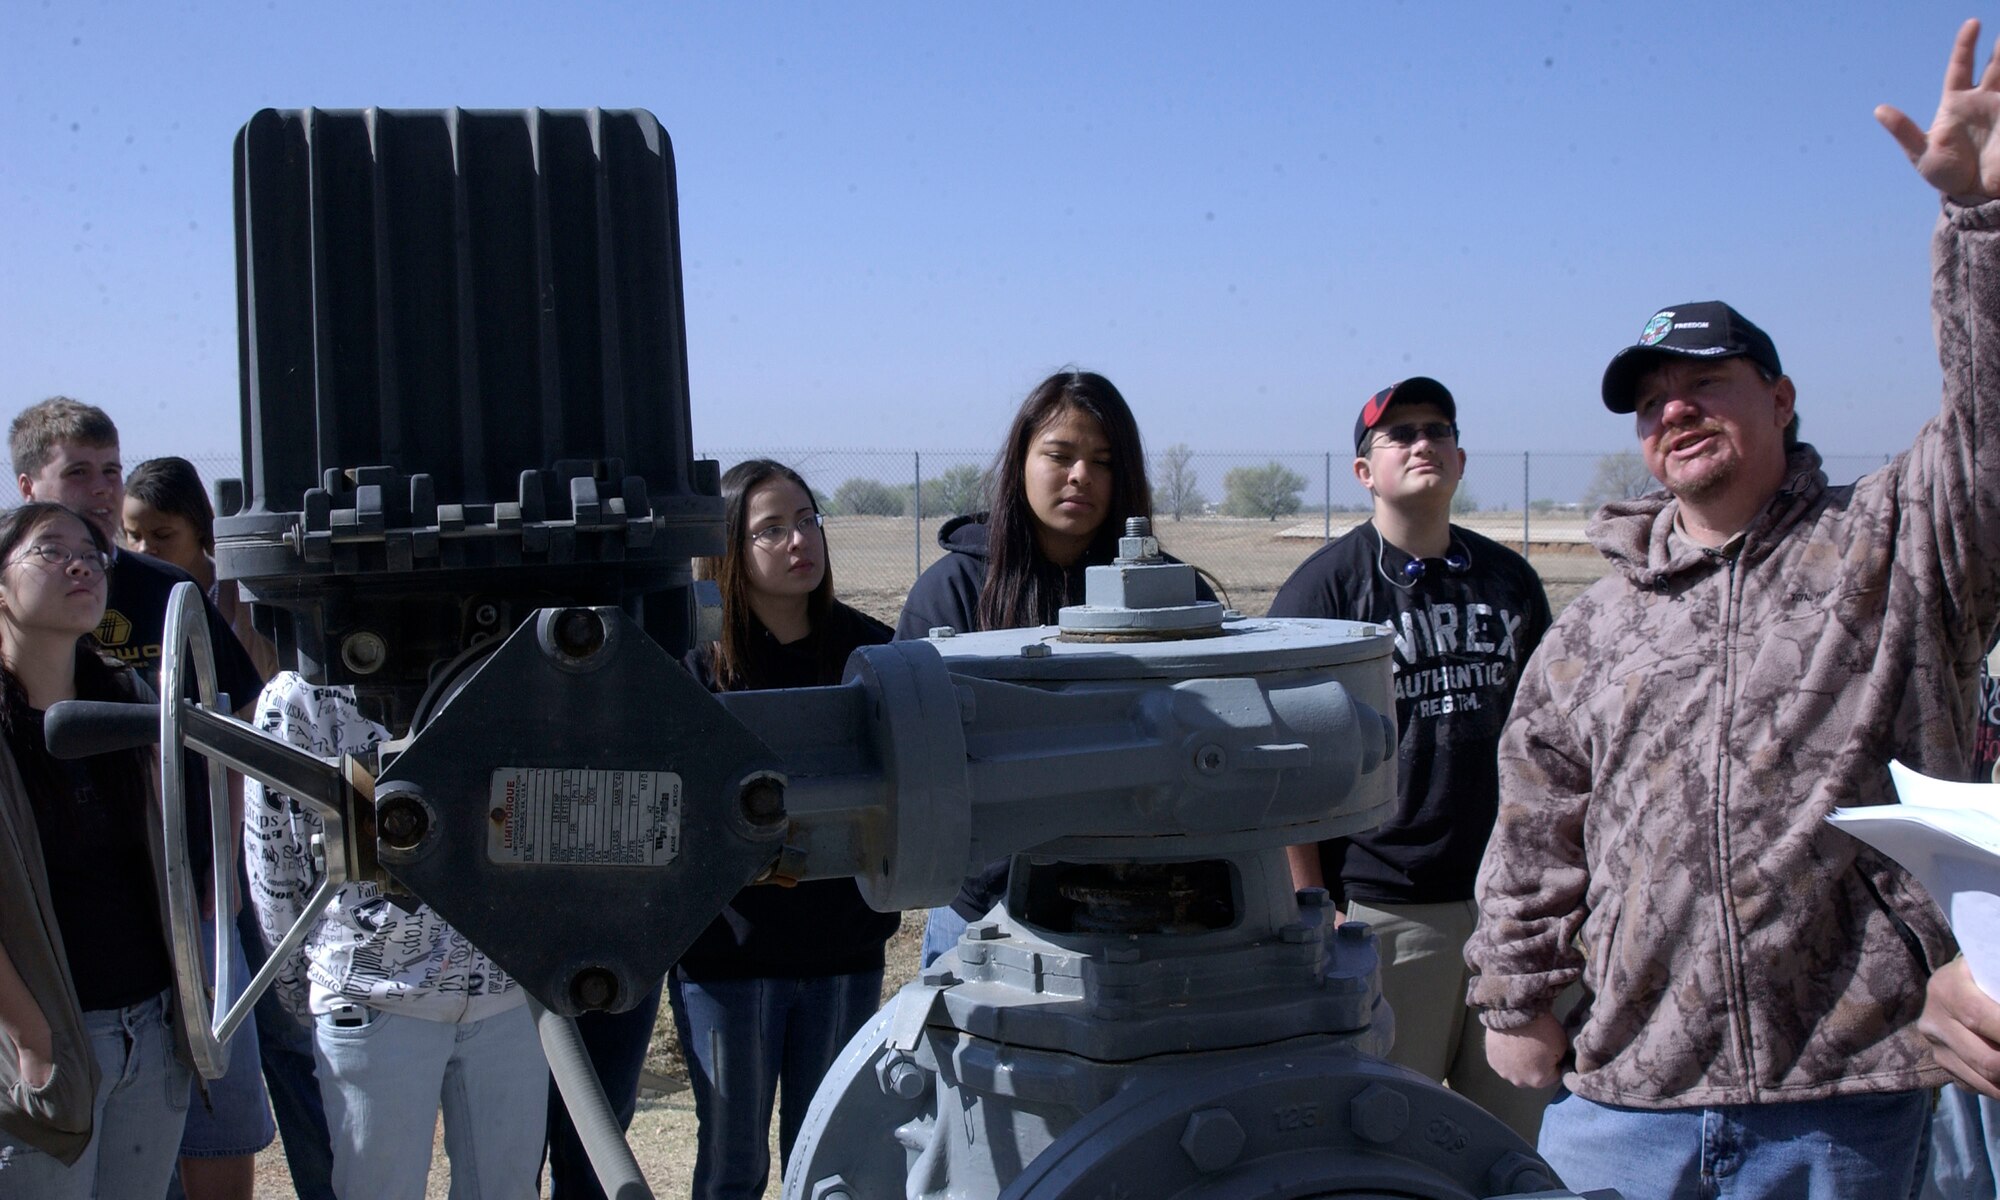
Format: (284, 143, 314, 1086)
(1371, 421, 1459, 448)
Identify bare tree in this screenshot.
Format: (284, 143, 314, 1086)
(1583, 451, 1658, 505)
(1156, 443, 1205, 520)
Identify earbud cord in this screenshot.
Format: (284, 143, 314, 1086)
(1374, 525, 1474, 592)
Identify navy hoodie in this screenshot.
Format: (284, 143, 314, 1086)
(897, 513, 1214, 919)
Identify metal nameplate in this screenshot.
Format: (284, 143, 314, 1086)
(487, 768, 682, 867)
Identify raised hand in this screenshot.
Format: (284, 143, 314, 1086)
(1878, 19, 2000, 203)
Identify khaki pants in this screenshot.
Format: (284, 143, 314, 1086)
(1345, 897, 1554, 1143)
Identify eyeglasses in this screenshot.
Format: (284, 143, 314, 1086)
(1371, 421, 1459, 449)
(12, 544, 111, 572)
(748, 512, 824, 549)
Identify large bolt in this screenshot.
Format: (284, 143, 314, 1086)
(738, 775, 786, 829)
(1124, 516, 1151, 538)
(377, 792, 430, 851)
(1297, 887, 1332, 909)
(552, 608, 606, 659)
(1179, 1107, 1246, 1173)
(1194, 745, 1226, 774)
(1487, 1151, 1555, 1195)
(876, 1051, 930, 1101)
(1349, 1083, 1409, 1144)
(809, 1176, 854, 1200)
(340, 630, 388, 675)
(569, 968, 618, 1011)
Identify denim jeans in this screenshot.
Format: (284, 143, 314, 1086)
(237, 897, 334, 1200)
(544, 978, 664, 1200)
(919, 906, 967, 969)
(0, 991, 190, 1200)
(1923, 1084, 2000, 1200)
(668, 969, 884, 1200)
(172, 913, 275, 1160)
(1538, 1086, 1932, 1200)
(312, 1001, 548, 1200)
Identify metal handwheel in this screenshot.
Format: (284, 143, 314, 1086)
(81, 582, 366, 1080)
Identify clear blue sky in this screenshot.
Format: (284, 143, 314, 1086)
(0, 2, 1983, 464)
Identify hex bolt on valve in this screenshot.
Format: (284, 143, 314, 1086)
(1179, 1107, 1247, 1173)
(808, 1176, 853, 1200)
(1349, 1083, 1410, 1145)
(1487, 1150, 1557, 1195)
(875, 1051, 930, 1100)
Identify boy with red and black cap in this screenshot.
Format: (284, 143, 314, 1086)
(1270, 376, 1552, 1140)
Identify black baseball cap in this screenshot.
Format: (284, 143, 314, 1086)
(1600, 301, 1783, 414)
(1354, 376, 1457, 454)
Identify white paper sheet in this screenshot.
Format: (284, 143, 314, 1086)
(1828, 760, 2000, 998)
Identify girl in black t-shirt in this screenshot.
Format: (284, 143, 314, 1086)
(0, 502, 188, 1198)
(673, 460, 897, 1200)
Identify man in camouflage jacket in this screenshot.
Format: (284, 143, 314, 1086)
(1466, 20, 2000, 1199)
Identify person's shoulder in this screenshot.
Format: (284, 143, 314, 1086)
(113, 548, 197, 588)
(1452, 526, 1540, 580)
(1273, 524, 1374, 592)
(936, 513, 990, 557)
(682, 641, 721, 692)
(827, 600, 894, 647)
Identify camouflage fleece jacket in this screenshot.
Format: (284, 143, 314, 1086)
(1466, 201, 2000, 1109)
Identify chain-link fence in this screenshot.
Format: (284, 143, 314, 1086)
(138, 446, 1894, 621)
(696, 448, 1894, 619)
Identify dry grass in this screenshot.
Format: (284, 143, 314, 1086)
(250, 514, 1612, 1196)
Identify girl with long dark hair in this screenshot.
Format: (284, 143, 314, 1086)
(124, 456, 278, 681)
(897, 369, 1209, 965)
(0, 502, 192, 1198)
(676, 459, 899, 1199)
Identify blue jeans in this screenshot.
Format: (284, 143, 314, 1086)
(1539, 1087, 1932, 1200)
(1924, 1084, 2000, 1200)
(172, 913, 275, 1160)
(312, 1002, 549, 1200)
(0, 991, 191, 1200)
(237, 898, 334, 1200)
(544, 978, 664, 1200)
(669, 969, 883, 1200)
(919, 906, 966, 969)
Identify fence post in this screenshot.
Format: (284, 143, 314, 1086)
(913, 450, 923, 582)
(1323, 452, 1331, 542)
(1522, 451, 1531, 563)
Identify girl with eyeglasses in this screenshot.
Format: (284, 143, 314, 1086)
(676, 459, 898, 1199)
(896, 369, 1211, 967)
(0, 502, 194, 1198)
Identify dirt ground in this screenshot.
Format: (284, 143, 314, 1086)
(249, 514, 1611, 1197)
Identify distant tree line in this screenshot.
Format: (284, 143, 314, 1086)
(831, 464, 988, 519)
(818, 449, 1663, 521)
